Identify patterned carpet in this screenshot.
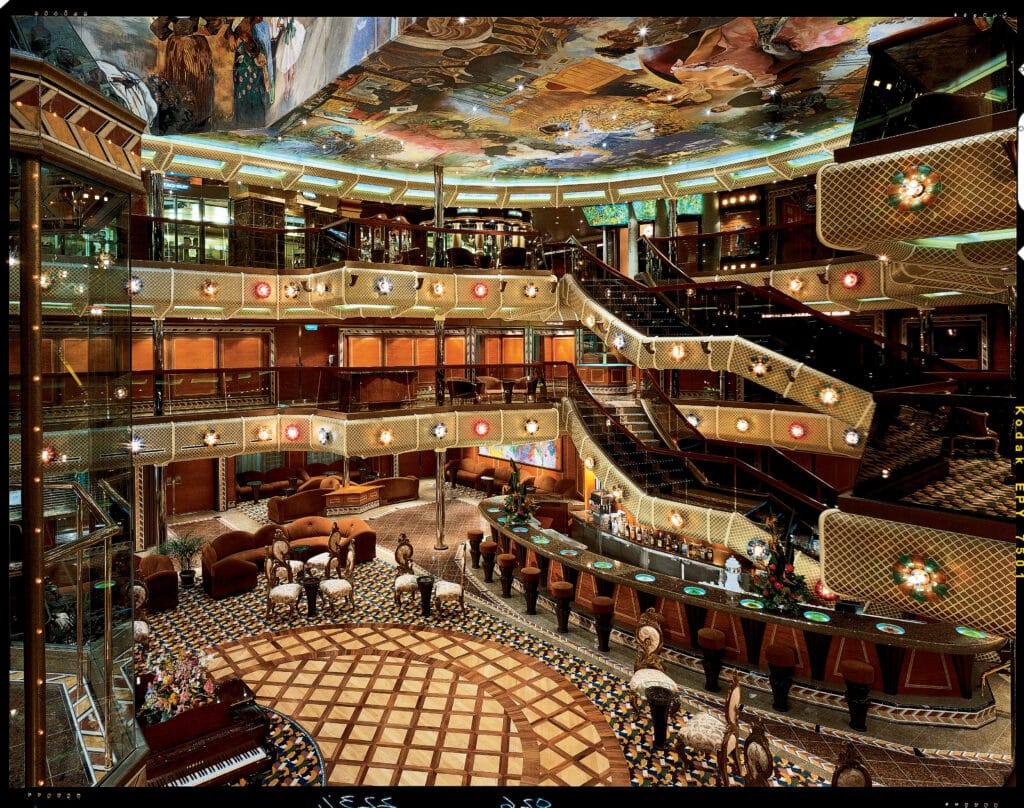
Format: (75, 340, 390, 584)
(900, 454, 1015, 520)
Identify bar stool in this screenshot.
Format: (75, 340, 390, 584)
(467, 529, 484, 569)
(550, 580, 574, 633)
(591, 595, 615, 652)
(838, 660, 875, 731)
(520, 566, 541, 614)
(479, 540, 498, 583)
(765, 643, 797, 711)
(496, 553, 516, 598)
(697, 627, 727, 692)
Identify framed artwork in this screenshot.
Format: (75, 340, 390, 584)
(479, 440, 559, 471)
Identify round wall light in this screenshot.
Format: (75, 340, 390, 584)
(473, 420, 490, 438)
(254, 281, 272, 299)
(284, 424, 301, 441)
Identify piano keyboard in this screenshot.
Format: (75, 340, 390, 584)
(158, 747, 271, 787)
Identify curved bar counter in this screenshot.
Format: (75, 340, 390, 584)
(479, 499, 1006, 721)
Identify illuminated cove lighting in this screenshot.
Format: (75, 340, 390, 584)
(353, 182, 393, 195)
(300, 175, 341, 187)
(238, 164, 286, 178)
(170, 155, 226, 169)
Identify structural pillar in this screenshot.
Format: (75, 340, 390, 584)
(434, 318, 445, 405)
(20, 156, 47, 789)
(434, 450, 448, 550)
(145, 169, 164, 260)
(153, 318, 165, 415)
(701, 192, 720, 274)
(602, 227, 616, 269)
(918, 308, 934, 367)
(626, 201, 639, 279)
(143, 466, 167, 550)
(433, 165, 444, 267)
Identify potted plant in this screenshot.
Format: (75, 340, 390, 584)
(159, 530, 206, 589)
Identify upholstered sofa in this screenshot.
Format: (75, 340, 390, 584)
(374, 475, 420, 505)
(266, 477, 344, 523)
(531, 476, 578, 499)
(201, 516, 376, 598)
(235, 467, 300, 501)
(134, 553, 179, 611)
(445, 455, 496, 490)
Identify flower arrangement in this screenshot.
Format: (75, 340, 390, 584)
(753, 513, 810, 615)
(502, 460, 537, 524)
(137, 650, 216, 725)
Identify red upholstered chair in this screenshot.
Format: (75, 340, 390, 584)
(134, 553, 179, 611)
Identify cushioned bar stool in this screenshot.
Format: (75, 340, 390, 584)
(479, 540, 498, 583)
(765, 643, 797, 711)
(591, 595, 615, 652)
(698, 627, 727, 692)
(496, 553, 517, 598)
(550, 580, 574, 633)
(520, 566, 541, 614)
(839, 660, 875, 731)
(467, 529, 484, 569)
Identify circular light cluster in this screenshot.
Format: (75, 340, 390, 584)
(318, 427, 332, 446)
(284, 423, 301, 441)
(669, 512, 685, 529)
(670, 343, 686, 362)
(40, 445, 61, 464)
(283, 282, 300, 299)
(746, 538, 768, 562)
(202, 429, 219, 447)
(375, 276, 393, 295)
(584, 456, 595, 469)
(611, 333, 626, 350)
(431, 281, 446, 297)
(685, 413, 700, 427)
(256, 426, 273, 442)
(788, 422, 806, 439)
(788, 277, 804, 293)
(254, 281, 272, 299)
(887, 165, 942, 211)
(524, 418, 539, 435)
(523, 283, 539, 298)
(472, 281, 488, 299)
(431, 423, 448, 440)
(129, 436, 144, 454)
(841, 271, 861, 289)
(892, 554, 948, 602)
(817, 384, 840, 407)
(473, 420, 490, 437)
(113, 386, 128, 400)
(126, 275, 143, 295)
(378, 428, 394, 446)
(735, 417, 751, 433)
(750, 355, 771, 376)
(200, 279, 219, 297)
(843, 429, 861, 446)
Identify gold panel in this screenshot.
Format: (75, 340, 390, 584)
(820, 509, 1014, 638)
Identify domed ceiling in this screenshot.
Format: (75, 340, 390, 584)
(14, 15, 953, 182)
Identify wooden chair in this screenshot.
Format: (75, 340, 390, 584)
(393, 533, 419, 607)
(434, 541, 466, 614)
(264, 537, 302, 619)
(741, 714, 776, 787)
(319, 540, 356, 615)
(306, 522, 350, 577)
(947, 406, 1000, 457)
(627, 607, 680, 720)
(676, 671, 743, 787)
(830, 741, 872, 787)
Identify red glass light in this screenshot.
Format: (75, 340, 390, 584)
(284, 424, 301, 441)
(472, 282, 488, 299)
(788, 422, 806, 439)
(254, 281, 272, 299)
(841, 271, 860, 289)
(473, 420, 490, 437)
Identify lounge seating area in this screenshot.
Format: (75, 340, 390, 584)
(444, 455, 496, 490)
(134, 553, 179, 612)
(266, 476, 344, 523)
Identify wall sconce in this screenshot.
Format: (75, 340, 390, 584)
(413, 276, 425, 290)
(584, 315, 596, 329)
(318, 427, 333, 446)
(39, 272, 53, 290)
(523, 283, 539, 298)
(284, 423, 301, 441)
(498, 280, 507, 293)
(816, 272, 829, 284)
(887, 165, 942, 211)
(378, 428, 393, 447)
(473, 420, 490, 438)
(202, 428, 220, 447)
(788, 277, 804, 293)
(200, 279, 219, 298)
(348, 274, 360, 288)
(472, 281, 489, 299)
(40, 445, 65, 464)
(524, 418, 539, 435)
(735, 417, 751, 433)
(750, 355, 771, 377)
(129, 436, 144, 454)
(375, 276, 393, 295)
(431, 280, 446, 297)
(670, 343, 686, 362)
(841, 271, 860, 289)
(669, 512, 685, 529)
(113, 386, 128, 400)
(881, 468, 891, 479)
(788, 422, 806, 439)
(549, 278, 558, 293)
(746, 538, 768, 562)
(699, 340, 712, 355)
(892, 554, 948, 602)
(611, 333, 626, 350)
(685, 413, 700, 427)
(643, 341, 656, 354)
(316, 281, 331, 295)
(254, 281, 272, 299)
(126, 275, 143, 295)
(431, 423, 448, 440)
(843, 429, 861, 447)
(584, 456, 595, 469)
(817, 384, 840, 407)
(256, 426, 273, 442)
(283, 282, 300, 299)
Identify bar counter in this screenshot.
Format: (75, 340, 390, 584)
(479, 499, 1006, 709)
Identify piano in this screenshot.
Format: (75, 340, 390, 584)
(143, 678, 275, 787)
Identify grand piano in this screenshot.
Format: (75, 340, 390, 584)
(142, 678, 274, 787)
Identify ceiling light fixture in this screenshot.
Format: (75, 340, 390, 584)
(788, 277, 804, 293)
(283, 282, 300, 299)
(817, 384, 841, 407)
(670, 343, 686, 362)
(841, 271, 861, 289)
(318, 427, 333, 446)
(113, 386, 128, 400)
(256, 426, 273, 442)
(685, 413, 700, 427)
(523, 283, 539, 298)
(670, 512, 685, 529)
(750, 355, 771, 376)
(431, 280, 446, 297)
(735, 417, 751, 433)
(843, 429, 861, 446)
(887, 165, 943, 211)
(129, 436, 144, 454)
(584, 456, 595, 469)
(378, 428, 393, 446)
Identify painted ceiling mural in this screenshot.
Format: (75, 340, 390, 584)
(12, 15, 950, 180)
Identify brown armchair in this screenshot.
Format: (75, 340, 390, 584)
(134, 553, 179, 612)
(444, 456, 496, 490)
(531, 476, 577, 499)
(201, 530, 265, 598)
(947, 406, 1000, 457)
(375, 475, 420, 505)
(447, 246, 478, 268)
(267, 477, 342, 523)
(475, 375, 504, 402)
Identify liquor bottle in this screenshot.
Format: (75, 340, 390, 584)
(705, 543, 714, 563)
(680, 536, 688, 557)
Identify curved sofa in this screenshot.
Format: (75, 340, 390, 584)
(201, 515, 376, 598)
